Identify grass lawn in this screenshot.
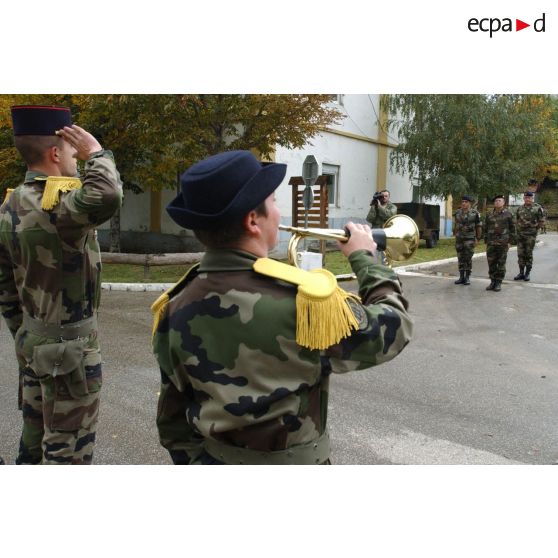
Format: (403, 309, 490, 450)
(101, 237, 486, 283)
(325, 238, 487, 275)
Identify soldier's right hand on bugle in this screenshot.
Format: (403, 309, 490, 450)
(338, 222, 377, 258)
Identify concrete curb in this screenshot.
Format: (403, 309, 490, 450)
(100, 241, 542, 292)
(395, 240, 544, 273)
(102, 282, 174, 292)
(394, 250, 488, 273)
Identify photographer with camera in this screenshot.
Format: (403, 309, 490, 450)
(366, 190, 397, 228)
(366, 190, 397, 264)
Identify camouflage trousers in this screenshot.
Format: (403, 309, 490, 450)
(486, 243, 509, 281)
(516, 234, 537, 268)
(15, 330, 102, 465)
(455, 237, 476, 271)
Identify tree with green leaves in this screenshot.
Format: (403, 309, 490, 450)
(1, 94, 342, 251)
(382, 94, 558, 202)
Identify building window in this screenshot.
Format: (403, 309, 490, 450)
(328, 94, 344, 106)
(322, 164, 340, 207)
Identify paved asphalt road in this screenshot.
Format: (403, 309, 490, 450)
(1, 234, 557, 465)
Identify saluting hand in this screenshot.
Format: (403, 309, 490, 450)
(56, 125, 103, 161)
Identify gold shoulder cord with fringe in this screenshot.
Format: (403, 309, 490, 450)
(151, 263, 200, 337)
(34, 176, 82, 210)
(2, 188, 14, 205)
(253, 258, 361, 351)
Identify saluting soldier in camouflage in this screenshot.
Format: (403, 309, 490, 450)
(0, 106, 122, 464)
(483, 194, 516, 292)
(513, 191, 545, 282)
(152, 151, 413, 465)
(452, 195, 481, 285)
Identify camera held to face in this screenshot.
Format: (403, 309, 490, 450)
(371, 191, 384, 205)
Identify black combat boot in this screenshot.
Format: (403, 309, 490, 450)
(486, 280, 495, 291)
(524, 266, 531, 281)
(514, 267, 525, 280)
(463, 271, 471, 285)
(454, 271, 465, 284)
(492, 280, 502, 292)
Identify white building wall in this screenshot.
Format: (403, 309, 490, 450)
(274, 126, 379, 224)
(271, 94, 413, 255)
(108, 94, 448, 252)
(98, 187, 150, 232)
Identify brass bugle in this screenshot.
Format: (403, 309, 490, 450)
(279, 214, 420, 267)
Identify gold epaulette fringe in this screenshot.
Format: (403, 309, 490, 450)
(151, 263, 200, 338)
(2, 188, 14, 204)
(41, 177, 82, 210)
(253, 258, 361, 350)
(151, 292, 170, 337)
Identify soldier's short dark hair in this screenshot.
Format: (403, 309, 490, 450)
(194, 201, 268, 249)
(14, 135, 63, 166)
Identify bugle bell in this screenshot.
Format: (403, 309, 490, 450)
(279, 214, 420, 268)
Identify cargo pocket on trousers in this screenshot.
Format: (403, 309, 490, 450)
(31, 340, 100, 432)
(52, 347, 102, 432)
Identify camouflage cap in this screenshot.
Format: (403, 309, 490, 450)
(11, 105, 72, 136)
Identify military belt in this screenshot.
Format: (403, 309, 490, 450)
(203, 431, 330, 465)
(22, 314, 97, 340)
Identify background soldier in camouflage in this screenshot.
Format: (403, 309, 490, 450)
(483, 194, 516, 292)
(0, 106, 122, 464)
(452, 195, 481, 285)
(366, 189, 397, 228)
(366, 190, 397, 264)
(153, 150, 413, 465)
(514, 191, 545, 282)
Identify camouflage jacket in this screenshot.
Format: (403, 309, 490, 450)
(366, 202, 397, 228)
(515, 203, 544, 236)
(453, 208, 481, 239)
(153, 248, 413, 464)
(0, 150, 122, 337)
(483, 208, 516, 246)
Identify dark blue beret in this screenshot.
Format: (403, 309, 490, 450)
(523, 191, 534, 197)
(11, 105, 72, 136)
(167, 150, 286, 230)
(462, 195, 473, 202)
(493, 194, 505, 202)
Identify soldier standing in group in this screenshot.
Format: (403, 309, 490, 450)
(152, 150, 413, 465)
(514, 191, 545, 282)
(483, 194, 516, 292)
(0, 106, 122, 464)
(452, 195, 482, 285)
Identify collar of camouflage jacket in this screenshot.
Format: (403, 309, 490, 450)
(23, 170, 81, 184)
(23, 170, 48, 184)
(198, 249, 258, 272)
